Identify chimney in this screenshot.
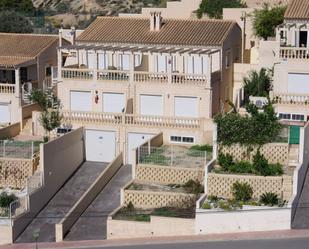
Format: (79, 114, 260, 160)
(150, 11, 162, 31)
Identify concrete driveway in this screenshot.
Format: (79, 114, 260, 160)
(16, 161, 108, 243)
(65, 164, 132, 241)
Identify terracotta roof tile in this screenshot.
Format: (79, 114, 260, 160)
(77, 17, 238, 47)
(285, 0, 309, 20)
(0, 33, 58, 67)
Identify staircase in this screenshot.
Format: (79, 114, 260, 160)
(19, 119, 33, 136)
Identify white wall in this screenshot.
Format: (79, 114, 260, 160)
(195, 208, 291, 234)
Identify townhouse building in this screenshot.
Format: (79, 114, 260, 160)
(0, 33, 61, 125)
(272, 0, 309, 124)
(57, 13, 241, 163)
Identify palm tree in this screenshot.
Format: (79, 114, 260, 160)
(243, 68, 272, 103)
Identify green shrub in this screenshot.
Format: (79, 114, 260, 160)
(126, 201, 134, 212)
(189, 144, 213, 153)
(218, 201, 232, 211)
(229, 161, 255, 174)
(202, 202, 211, 209)
(218, 153, 234, 171)
(266, 163, 284, 176)
(232, 181, 253, 202)
(208, 195, 219, 202)
(183, 180, 204, 194)
(0, 192, 17, 208)
(252, 150, 269, 176)
(260, 192, 279, 206)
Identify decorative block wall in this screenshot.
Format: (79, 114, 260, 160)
(207, 173, 293, 200)
(0, 157, 39, 189)
(136, 164, 204, 185)
(123, 190, 196, 209)
(219, 143, 289, 165)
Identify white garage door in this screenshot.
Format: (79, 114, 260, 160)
(85, 130, 116, 162)
(70, 91, 92, 112)
(127, 133, 155, 164)
(140, 95, 163, 116)
(103, 93, 125, 113)
(174, 96, 198, 117)
(0, 104, 10, 124)
(288, 73, 309, 94)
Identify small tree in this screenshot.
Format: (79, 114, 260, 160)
(197, 0, 246, 19)
(29, 90, 62, 141)
(243, 68, 272, 102)
(252, 4, 286, 40)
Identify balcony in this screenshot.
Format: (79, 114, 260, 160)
(279, 47, 309, 60)
(0, 83, 15, 94)
(62, 111, 204, 130)
(61, 68, 209, 86)
(272, 92, 309, 105)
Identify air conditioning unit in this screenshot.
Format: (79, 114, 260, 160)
(249, 96, 268, 108)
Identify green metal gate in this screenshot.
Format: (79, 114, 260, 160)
(289, 125, 300, 145)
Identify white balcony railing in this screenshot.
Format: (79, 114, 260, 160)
(279, 47, 309, 60)
(62, 111, 203, 130)
(272, 92, 309, 105)
(0, 83, 15, 94)
(61, 69, 209, 86)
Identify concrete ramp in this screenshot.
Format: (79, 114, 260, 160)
(64, 164, 132, 241)
(16, 161, 108, 243)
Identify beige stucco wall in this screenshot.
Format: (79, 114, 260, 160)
(12, 128, 85, 241)
(0, 226, 13, 245)
(0, 94, 21, 124)
(0, 123, 20, 139)
(107, 216, 195, 239)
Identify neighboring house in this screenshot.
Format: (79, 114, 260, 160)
(56, 13, 241, 164)
(0, 33, 60, 125)
(272, 0, 309, 124)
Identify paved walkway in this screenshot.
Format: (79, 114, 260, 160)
(292, 168, 309, 228)
(16, 161, 108, 243)
(65, 164, 132, 241)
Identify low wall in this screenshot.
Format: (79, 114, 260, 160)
(136, 164, 204, 185)
(219, 143, 289, 165)
(0, 123, 20, 140)
(195, 207, 291, 234)
(107, 216, 195, 239)
(0, 225, 13, 245)
(0, 157, 39, 189)
(123, 190, 196, 209)
(11, 128, 85, 241)
(55, 153, 123, 242)
(21, 103, 41, 128)
(207, 173, 293, 200)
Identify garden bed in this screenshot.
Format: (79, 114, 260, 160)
(113, 206, 195, 222)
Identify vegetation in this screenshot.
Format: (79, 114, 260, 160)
(260, 192, 279, 206)
(183, 180, 204, 195)
(243, 68, 272, 102)
(29, 90, 62, 141)
(0, 192, 17, 208)
(0, 10, 33, 33)
(214, 102, 282, 147)
(197, 0, 246, 19)
(252, 3, 286, 40)
(0, 0, 34, 14)
(216, 151, 284, 176)
(232, 181, 253, 202)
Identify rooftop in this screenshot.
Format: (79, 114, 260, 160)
(0, 33, 58, 68)
(77, 16, 238, 47)
(284, 0, 309, 20)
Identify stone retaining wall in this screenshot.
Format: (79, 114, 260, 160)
(136, 164, 204, 185)
(123, 190, 196, 209)
(207, 173, 293, 200)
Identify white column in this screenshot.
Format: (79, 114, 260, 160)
(15, 68, 20, 102)
(57, 49, 62, 81)
(306, 30, 309, 48)
(167, 54, 172, 84)
(206, 54, 212, 86)
(129, 52, 135, 99)
(93, 52, 98, 81)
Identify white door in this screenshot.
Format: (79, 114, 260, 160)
(70, 91, 92, 112)
(288, 73, 309, 94)
(103, 93, 125, 113)
(174, 96, 198, 117)
(0, 104, 10, 124)
(85, 130, 116, 162)
(140, 95, 163, 116)
(127, 133, 155, 164)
